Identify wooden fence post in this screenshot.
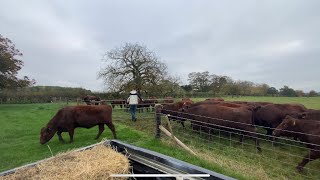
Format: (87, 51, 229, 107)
(155, 104, 162, 138)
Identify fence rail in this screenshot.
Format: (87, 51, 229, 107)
(153, 107, 320, 179)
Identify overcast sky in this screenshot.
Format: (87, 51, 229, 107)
(1, 0, 319, 92)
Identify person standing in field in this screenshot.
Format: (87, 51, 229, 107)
(127, 89, 143, 121)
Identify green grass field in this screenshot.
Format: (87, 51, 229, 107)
(1, 96, 320, 179)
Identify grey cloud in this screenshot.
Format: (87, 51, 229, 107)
(1, 0, 319, 92)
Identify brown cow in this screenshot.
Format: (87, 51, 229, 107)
(161, 101, 188, 127)
(180, 103, 262, 152)
(297, 109, 320, 120)
(232, 101, 272, 107)
(40, 105, 116, 144)
(273, 115, 320, 172)
(83, 95, 101, 105)
(188, 100, 258, 112)
(182, 101, 259, 128)
(181, 98, 194, 109)
(254, 103, 307, 137)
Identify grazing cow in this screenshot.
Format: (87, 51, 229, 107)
(83, 95, 101, 105)
(110, 99, 127, 109)
(180, 103, 262, 152)
(273, 115, 320, 172)
(40, 105, 116, 144)
(254, 103, 307, 137)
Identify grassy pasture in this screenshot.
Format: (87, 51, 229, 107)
(1, 96, 320, 179)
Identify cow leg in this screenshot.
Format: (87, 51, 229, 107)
(95, 124, 105, 139)
(181, 121, 185, 128)
(57, 131, 65, 142)
(209, 128, 213, 141)
(106, 123, 117, 139)
(266, 128, 273, 139)
(238, 134, 244, 144)
(296, 149, 320, 172)
(68, 128, 74, 143)
(255, 137, 262, 152)
(250, 131, 262, 152)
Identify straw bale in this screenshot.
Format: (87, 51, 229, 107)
(2, 145, 130, 180)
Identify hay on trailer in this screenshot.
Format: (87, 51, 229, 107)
(3, 145, 130, 180)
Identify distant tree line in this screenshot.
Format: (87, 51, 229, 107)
(0, 86, 92, 104)
(181, 71, 319, 97)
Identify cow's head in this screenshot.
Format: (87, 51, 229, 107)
(40, 126, 55, 144)
(272, 115, 296, 137)
(297, 112, 307, 119)
(182, 101, 193, 109)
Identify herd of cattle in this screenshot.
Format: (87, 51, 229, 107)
(40, 96, 319, 172)
(160, 98, 320, 172)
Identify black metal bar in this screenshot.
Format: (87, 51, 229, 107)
(108, 140, 235, 180)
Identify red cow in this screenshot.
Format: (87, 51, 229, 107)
(254, 103, 307, 137)
(40, 105, 116, 144)
(161, 101, 189, 128)
(180, 103, 262, 152)
(297, 109, 320, 120)
(273, 115, 320, 172)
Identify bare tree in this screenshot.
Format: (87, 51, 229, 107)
(188, 71, 211, 92)
(210, 75, 229, 95)
(99, 43, 167, 92)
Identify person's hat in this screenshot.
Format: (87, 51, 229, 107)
(130, 90, 137, 94)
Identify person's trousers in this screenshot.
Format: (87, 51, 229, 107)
(129, 104, 137, 121)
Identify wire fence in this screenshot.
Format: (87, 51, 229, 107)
(154, 107, 320, 180)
